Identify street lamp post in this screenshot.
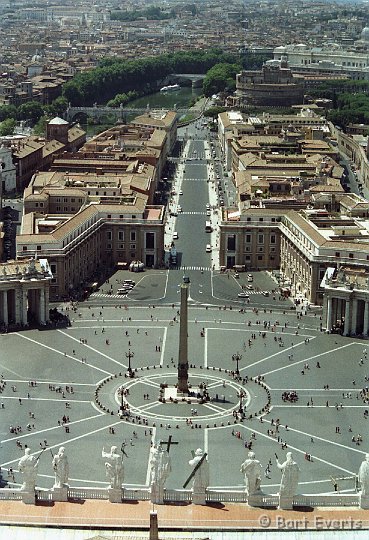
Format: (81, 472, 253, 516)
(238, 389, 246, 416)
(120, 386, 125, 411)
(126, 349, 135, 378)
(232, 352, 242, 377)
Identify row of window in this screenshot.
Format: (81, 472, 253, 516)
(245, 233, 276, 244)
(106, 231, 155, 249)
(300, 59, 367, 68)
(244, 254, 275, 262)
(55, 198, 83, 203)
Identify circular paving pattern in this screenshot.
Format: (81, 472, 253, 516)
(95, 368, 271, 426)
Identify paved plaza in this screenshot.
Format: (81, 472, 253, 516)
(0, 283, 368, 499)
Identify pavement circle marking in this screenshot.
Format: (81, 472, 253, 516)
(95, 370, 270, 425)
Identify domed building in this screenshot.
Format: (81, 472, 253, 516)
(361, 26, 369, 42)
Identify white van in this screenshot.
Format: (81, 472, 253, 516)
(173, 231, 178, 239)
(206, 244, 212, 252)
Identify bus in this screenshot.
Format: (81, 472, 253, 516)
(205, 221, 212, 232)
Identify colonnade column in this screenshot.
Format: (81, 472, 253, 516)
(2, 291, 8, 326)
(351, 298, 358, 336)
(39, 289, 45, 324)
(344, 299, 351, 336)
(22, 290, 28, 326)
(326, 296, 332, 333)
(45, 287, 49, 322)
(364, 301, 369, 338)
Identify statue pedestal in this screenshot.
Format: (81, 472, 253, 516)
(360, 494, 369, 509)
(150, 485, 164, 505)
(150, 510, 159, 540)
(279, 495, 293, 510)
(248, 492, 264, 507)
(22, 490, 35, 505)
(192, 489, 207, 505)
(108, 487, 122, 503)
(52, 486, 68, 502)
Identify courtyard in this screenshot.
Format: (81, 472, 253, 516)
(0, 296, 367, 497)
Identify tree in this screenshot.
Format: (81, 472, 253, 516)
(203, 106, 226, 118)
(17, 101, 44, 124)
(0, 104, 17, 122)
(203, 63, 241, 97)
(45, 96, 68, 117)
(0, 118, 16, 136)
(33, 115, 49, 136)
(61, 49, 243, 106)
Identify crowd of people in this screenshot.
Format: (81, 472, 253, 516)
(282, 391, 298, 403)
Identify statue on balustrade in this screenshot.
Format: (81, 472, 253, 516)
(102, 445, 124, 490)
(240, 451, 262, 496)
(149, 441, 171, 504)
(52, 446, 69, 488)
(18, 448, 38, 491)
(276, 452, 299, 497)
(188, 448, 209, 505)
(359, 453, 369, 496)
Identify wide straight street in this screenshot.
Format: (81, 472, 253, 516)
(0, 119, 366, 501)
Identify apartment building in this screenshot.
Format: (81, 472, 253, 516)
(81, 123, 168, 186)
(17, 199, 165, 301)
(220, 199, 369, 306)
(218, 109, 330, 171)
(130, 111, 177, 155)
(1, 118, 86, 192)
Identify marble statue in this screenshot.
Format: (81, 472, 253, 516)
(189, 448, 209, 504)
(52, 447, 69, 488)
(240, 452, 262, 495)
(149, 442, 172, 504)
(276, 452, 299, 497)
(18, 448, 38, 491)
(359, 454, 369, 496)
(102, 446, 124, 490)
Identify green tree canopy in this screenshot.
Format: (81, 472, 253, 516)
(0, 118, 16, 136)
(62, 49, 243, 106)
(203, 106, 227, 118)
(45, 96, 68, 117)
(33, 115, 49, 136)
(17, 101, 44, 123)
(0, 104, 17, 122)
(111, 6, 174, 21)
(203, 63, 241, 97)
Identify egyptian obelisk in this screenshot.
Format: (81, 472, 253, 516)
(177, 280, 189, 393)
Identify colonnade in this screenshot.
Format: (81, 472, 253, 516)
(325, 295, 369, 337)
(0, 286, 49, 327)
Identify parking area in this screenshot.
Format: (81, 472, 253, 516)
(212, 270, 293, 309)
(87, 270, 168, 302)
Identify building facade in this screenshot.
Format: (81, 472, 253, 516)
(220, 204, 369, 308)
(16, 203, 165, 301)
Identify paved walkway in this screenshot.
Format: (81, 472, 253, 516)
(0, 500, 368, 531)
